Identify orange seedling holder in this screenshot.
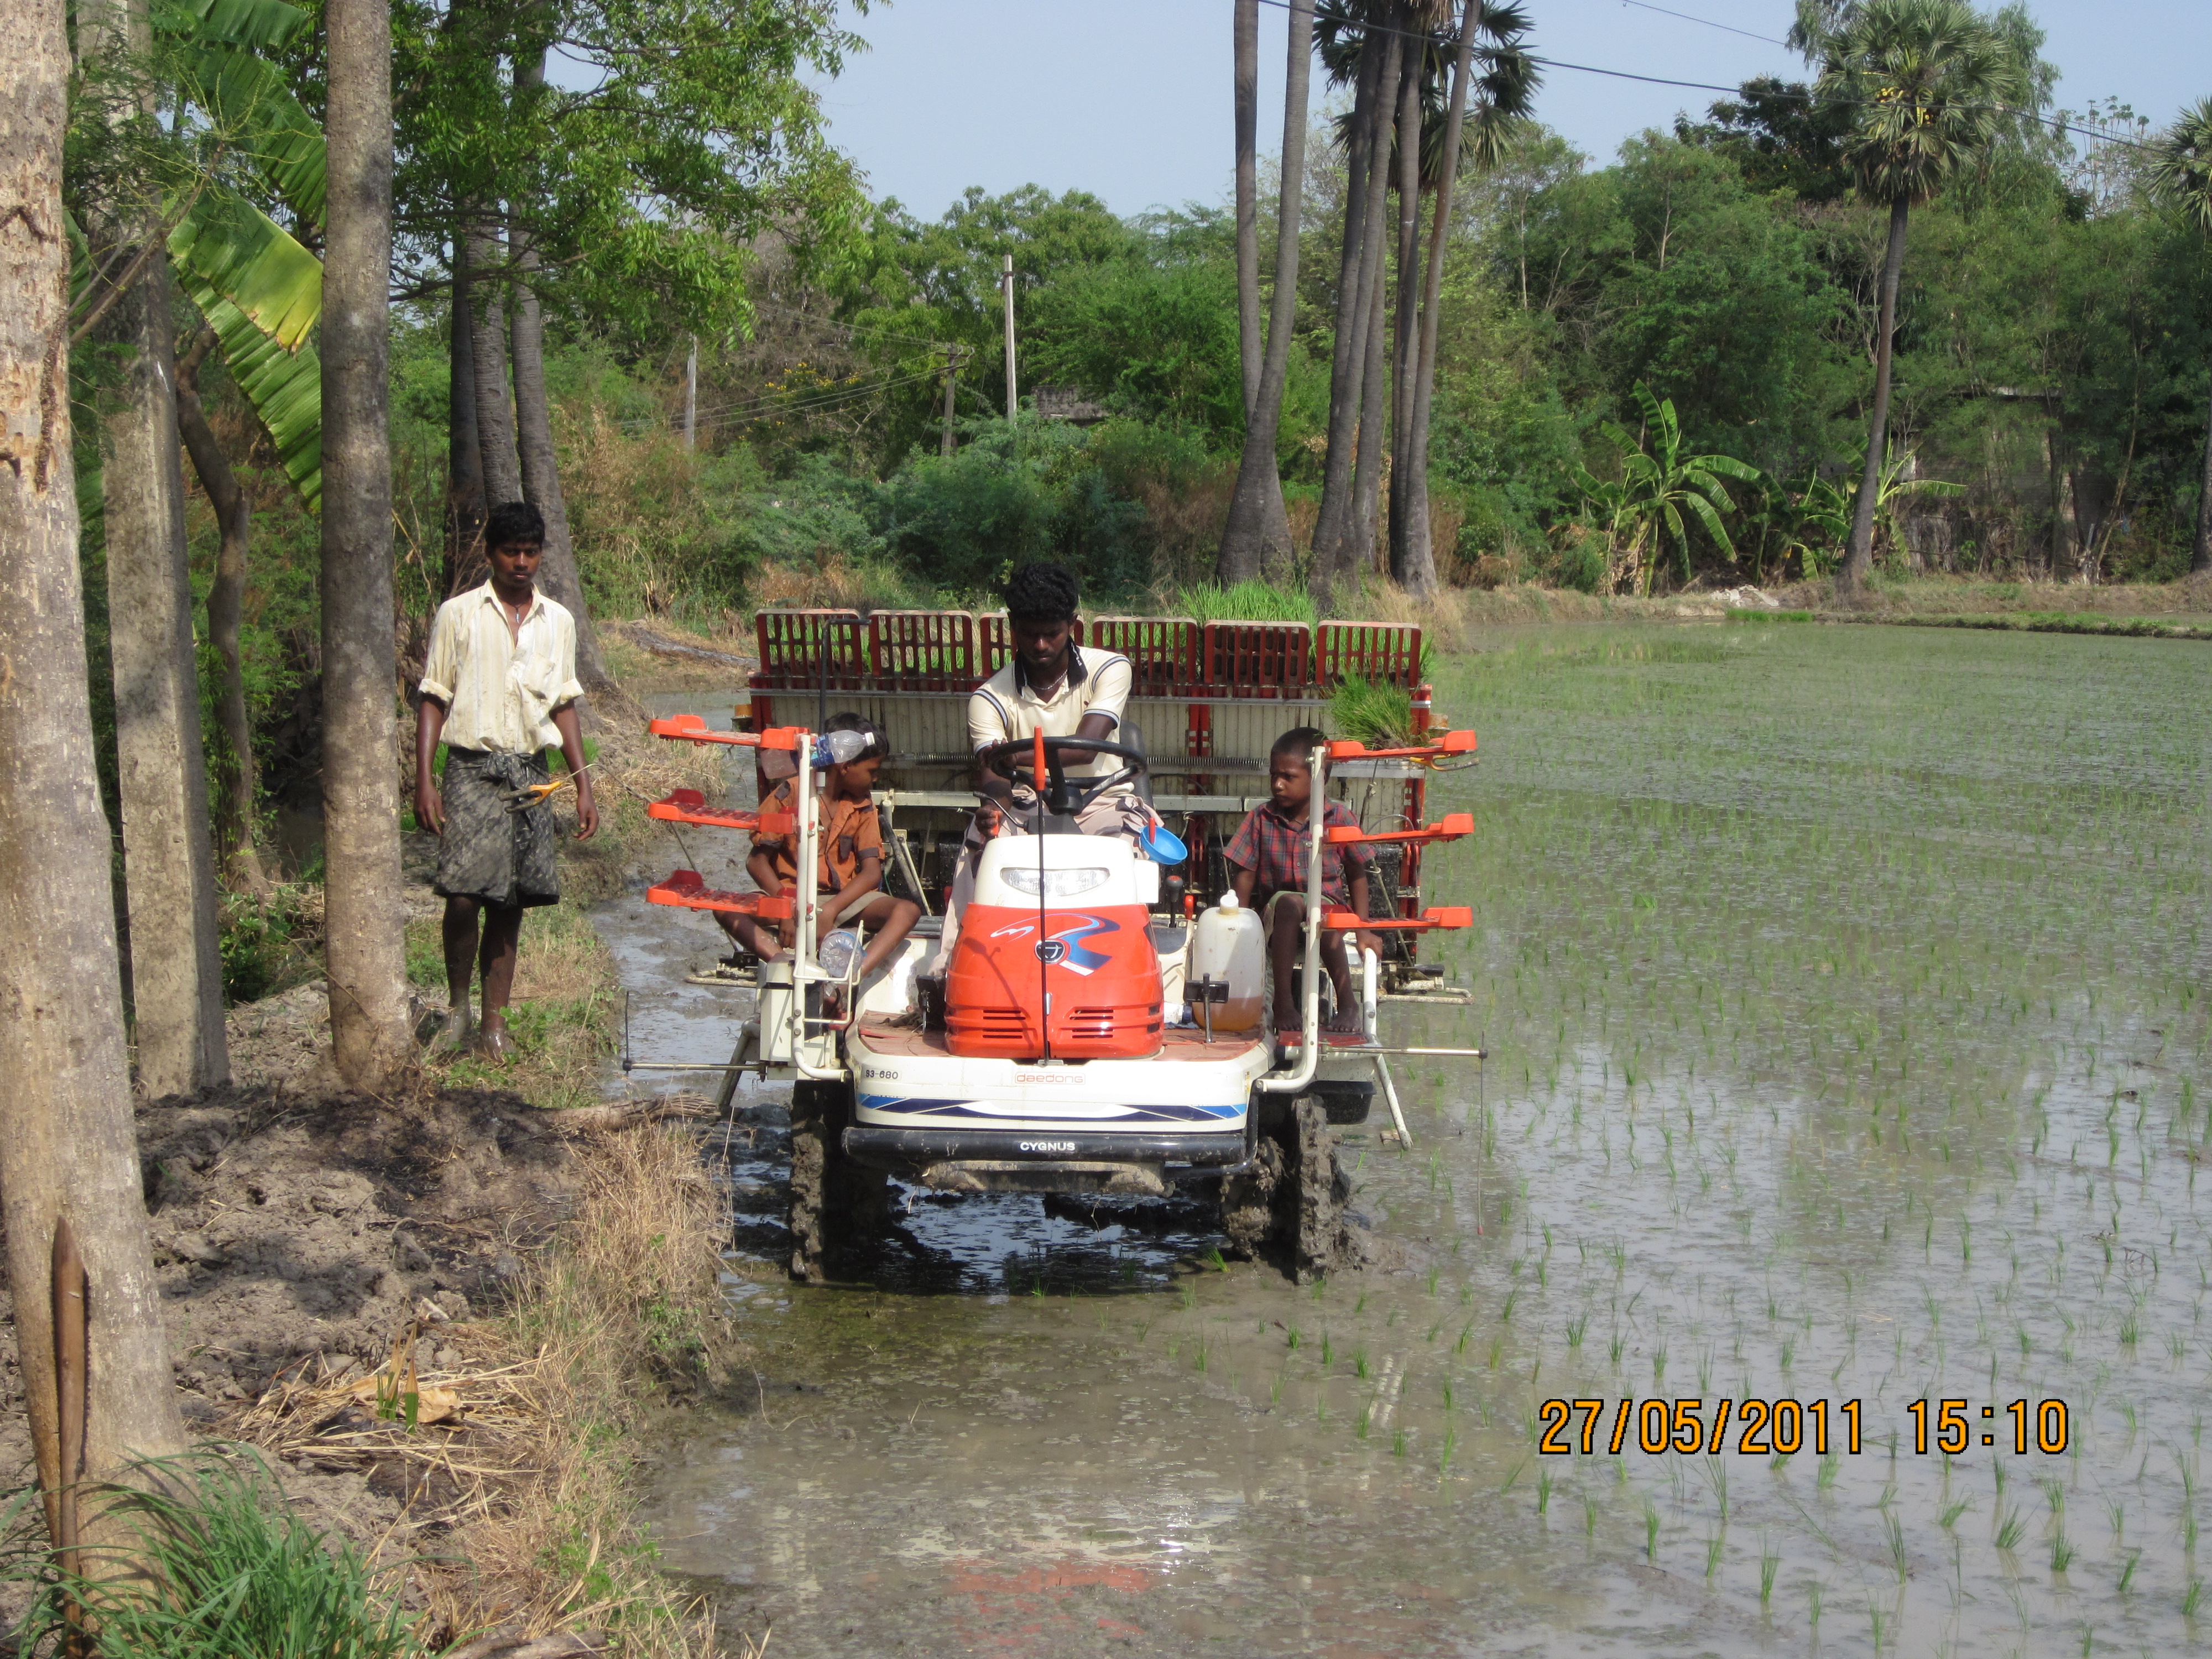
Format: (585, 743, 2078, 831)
(646, 870, 796, 919)
(1325, 730, 1477, 762)
(645, 789, 795, 834)
(648, 713, 806, 750)
(1321, 905, 1473, 932)
(1325, 812, 1474, 847)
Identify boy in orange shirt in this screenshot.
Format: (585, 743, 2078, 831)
(716, 713, 920, 1005)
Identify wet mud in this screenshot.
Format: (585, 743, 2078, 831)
(622, 633, 2212, 1657)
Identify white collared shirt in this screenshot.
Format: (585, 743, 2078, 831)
(967, 644, 1133, 781)
(419, 582, 583, 752)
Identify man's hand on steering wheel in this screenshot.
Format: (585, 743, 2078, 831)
(977, 732, 1148, 822)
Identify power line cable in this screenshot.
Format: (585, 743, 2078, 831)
(1243, 0, 2158, 152)
(1611, 0, 1786, 46)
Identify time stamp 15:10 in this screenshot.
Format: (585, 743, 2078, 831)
(1533, 1397, 2073, 1458)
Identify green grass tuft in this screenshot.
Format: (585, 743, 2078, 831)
(3, 1448, 421, 1659)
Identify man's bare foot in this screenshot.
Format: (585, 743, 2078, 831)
(1323, 1001, 1365, 1035)
(1272, 1005, 1302, 1034)
(476, 1022, 516, 1065)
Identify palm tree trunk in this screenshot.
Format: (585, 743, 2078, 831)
(1353, 239, 1391, 569)
(1234, 0, 1262, 419)
(321, 0, 413, 1088)
(2194, 378, 2212, 575)
(1217, 0, 1315, 585)
(175, 332, 269, 892)
(468, 220, 524, 507)
(511, 238, 612, 690)
(81, 0, 228, 1095)
(506, 44, 609, 687)
(446, 236, 486, 598)
(1400, 0, 1483, 599)
(1386, 33, 1427, 589)
(0, 0, 188, 1510)
(1310, 20, 1401, 599)
(1843, 196, 1908, 594)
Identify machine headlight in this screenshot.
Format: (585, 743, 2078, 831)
(1003, 867, 1109, 898)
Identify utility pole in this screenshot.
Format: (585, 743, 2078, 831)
(683, 335, 697, 451)
(1001, 253, 1018, 420)
(940, 342, 963, 457)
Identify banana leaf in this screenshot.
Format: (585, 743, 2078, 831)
(169, 0, 306, 51)
(168, 186, 321, 351)
(184, 46, 325, 226)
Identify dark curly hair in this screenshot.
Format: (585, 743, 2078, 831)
(485, 500, 546, 551)
(1001, 561, 1080, 624)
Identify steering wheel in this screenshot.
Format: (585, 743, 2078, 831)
(978, 734, 1147, 821)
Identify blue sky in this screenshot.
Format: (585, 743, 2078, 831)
(813, 0, 2212, 220)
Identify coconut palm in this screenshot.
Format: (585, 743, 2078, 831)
(1307, 0, 1533, 601)
(1392, 0, 1536, 593)
(1217, 0, 1314, 582)
(2147, 97, 2212, 576)
(1811, 0, 2025, 593)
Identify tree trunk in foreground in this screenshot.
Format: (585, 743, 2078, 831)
(2193, 378, 2212, 575)
(1308, 23, 1397, 602)
(1215, 0, 1310, 583)
(446, 237, 486, 596)
(1399, 0, 1483, 598)
(321, 0, 413, 1088)
(0, 0, 187, 1511)
(176, 334, 269, 891)
(83, 0, 229, 1095)
(1842, 196, 1909, 594)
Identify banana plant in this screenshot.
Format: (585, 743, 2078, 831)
(1576, 382, 1764, 596)
(73, 0, 325, 511)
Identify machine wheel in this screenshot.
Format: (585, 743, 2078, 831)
(1220, 1132, 1285, 1260)
(1289, 1099, 1352, 1284)
(787, 1078, 888, 1283)
(1305, 1078, 1374, 1125)
(1218, 1098, 1350, 1281)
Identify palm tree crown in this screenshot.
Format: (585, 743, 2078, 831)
(2148, 98, 2212, 236)
(1814, 0, 2026, 207)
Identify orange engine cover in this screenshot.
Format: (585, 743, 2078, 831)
(946, 902, 1164, 1059)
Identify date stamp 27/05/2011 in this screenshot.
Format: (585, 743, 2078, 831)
(1535, 1397, 2072, 1458)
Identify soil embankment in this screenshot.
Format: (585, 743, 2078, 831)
(0, 662, 748, 1657)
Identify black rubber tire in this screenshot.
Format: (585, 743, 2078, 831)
(1290, 1099, 1350, 1284)
(1304, 1078, 1374, 1125)
(1218, 1098, 1348, 1280)
(786, 1078, 888, 1282)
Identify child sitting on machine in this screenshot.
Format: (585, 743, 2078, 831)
(716, 713, 920, 1011)
(1223, 727, 1384, 1035)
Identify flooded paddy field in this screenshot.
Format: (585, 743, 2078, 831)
(624, 624, 2209, 1657)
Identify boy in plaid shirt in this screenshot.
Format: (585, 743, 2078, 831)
(1224, 727, 1384, 1035)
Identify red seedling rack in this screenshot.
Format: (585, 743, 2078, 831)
(646, 871, 795, 919)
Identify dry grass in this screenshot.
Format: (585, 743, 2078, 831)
(744, 553, 928, 614)
(231, 1121, 744, 1658)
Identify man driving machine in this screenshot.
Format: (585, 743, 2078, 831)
(933, 561, 1147, 968)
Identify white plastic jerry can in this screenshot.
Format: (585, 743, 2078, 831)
(1188, 888, 1266, 1033)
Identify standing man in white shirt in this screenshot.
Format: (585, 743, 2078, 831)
(414, 502, 598, 1061)
(935, 561, 1143, 967)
